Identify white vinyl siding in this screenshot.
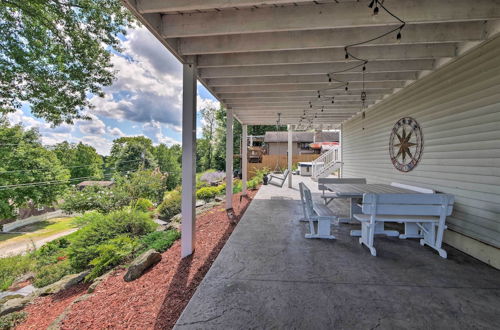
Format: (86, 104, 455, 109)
(342, 36, 500, 251)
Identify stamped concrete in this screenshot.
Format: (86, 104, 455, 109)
(174, 175, 500, 329)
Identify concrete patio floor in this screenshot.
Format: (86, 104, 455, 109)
(174, 175, 500, 329)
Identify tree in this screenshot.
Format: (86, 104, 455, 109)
(115, 169, 167, 204)
(0, 122, 70, 219)
(52, 142, 104, 182)
(0, 0, 133, 125)
(108, 136, 156, 174)
(153, 144, 181, 190)
(199, 106, 218, 170)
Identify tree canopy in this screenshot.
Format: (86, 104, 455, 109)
(0, 121, 70, 219)
(52, 141, 104, 181)
(0, 0, 133, 125)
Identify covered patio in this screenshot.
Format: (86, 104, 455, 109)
(121, 0, 500, 328)
(174, 176, 500, 329)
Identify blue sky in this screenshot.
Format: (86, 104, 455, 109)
(7, 27, 219, 155)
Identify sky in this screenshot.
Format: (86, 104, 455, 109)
(7, 27, 220, 156)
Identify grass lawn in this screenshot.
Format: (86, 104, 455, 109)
(0, 217, 76, 246)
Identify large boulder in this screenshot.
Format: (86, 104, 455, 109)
(0, 296, 30, 316)
(37, 271, 89, 296)
(124, 249, 161, 282)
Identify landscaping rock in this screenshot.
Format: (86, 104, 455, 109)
(38, 271, 89, 296)
(124, 249, 161, 282)
(87, 270, 113, 294)
(196, 200, 206, 208)
(0, 296, 30, 316)
(215, 196, 224, 202)
(0, 294, 23, 306)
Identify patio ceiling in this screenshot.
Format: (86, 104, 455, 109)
(122, 0, 500, 127)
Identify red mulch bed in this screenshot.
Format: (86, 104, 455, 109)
(16, 190, 257, 330)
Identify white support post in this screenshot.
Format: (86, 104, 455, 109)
(181, 62, 197, 258)
(339, 124, 343, 178)
(287, 124, 293, 188)
(242, 124, 248, 195)
(226, 107, 234, 209)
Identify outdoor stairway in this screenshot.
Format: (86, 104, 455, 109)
(311, 145, 342, 181)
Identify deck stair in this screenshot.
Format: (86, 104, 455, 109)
(311, 146, 342, 181)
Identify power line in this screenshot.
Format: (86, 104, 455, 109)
(0, 173, 115, 191)
(0, 158, 141, 174)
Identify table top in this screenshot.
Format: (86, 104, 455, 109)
(325, 183, 418, 197)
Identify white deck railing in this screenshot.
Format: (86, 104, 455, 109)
(311, 146, 341, 180)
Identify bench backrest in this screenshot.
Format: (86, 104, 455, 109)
(299, 182, 315, 219)
(318, 178, 366, 191)
(361, 193, 454, 217)
(390, 182, 434, 194)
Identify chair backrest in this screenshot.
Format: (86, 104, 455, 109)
(390, 182, 434, 194)
(299, 182, 315, 219)
(361, 193, 454, 217)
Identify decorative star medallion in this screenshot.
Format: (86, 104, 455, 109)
(389, 117, 423, 172)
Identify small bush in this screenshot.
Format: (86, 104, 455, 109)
(73, 211, 102, 228)
(0, 311, 27, 329)
(68, 210, 156, 271)
(233, 179, 242, 194)
(199, 170, 225, 184)
(131, 198, 154, 213)
(0, 254, 34, 291)
(215, 184, 225, 195)
(196, 186, 219, 202)
(86, 235, 141, 281)
(140, 230, 180, 253)
(157, 190, 182, 220)
(33, 259, 75, 288)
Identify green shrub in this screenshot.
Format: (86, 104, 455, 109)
(233, 179, 242, 194)
(196, 186, 219, 202)
(196, 180, 209, 189)
(131, 198, 154, 213)
(73, 211, 102, 228)
(0, 254, 34, 291)
(247, 178, 258, 190)
(140, 230, 180, 253)
(86, 235, 141, 281)
(215, 184, 225, 195)
(33, 259, 75, 288)
(68, 210, 156, 271)
(0, 311, 27, 329)
(157, 190, 182, 220)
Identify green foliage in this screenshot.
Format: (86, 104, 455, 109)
(0, 123, 70, 220)
(68, 210, 156, 271)
(32, 259, 75, 288)
(87, 235, 141, 281)
(72, 211, 102, 228)
(157, 190, 181, 220)
(153, 144, 181, 190)
(115, 169, 166, 204)
(233, 179, 242, 194)
(52, 142, 104, 181)
(0, 254, 34, 291)
(140, 230, 180, 253)
(0, 311, 27, 330)
(60, 185, 130, 214)
(131, 198, 154, 213)
(196, 186, 219, 202)
(108, 137, 156, 173)
(0, 0, 133, 124)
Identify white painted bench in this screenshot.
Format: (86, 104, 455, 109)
(354, 193, 454, 258)
(268, 169, 289, 188)
(299, 182, 336, 239)
(390, 182, 435, 239)
(318, 178, 366, 205)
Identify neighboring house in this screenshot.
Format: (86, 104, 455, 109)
(1, 201, 57, 226)
(264, 131, 339, 155)
(76, 180, 115, 190)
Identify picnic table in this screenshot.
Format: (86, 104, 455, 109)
(324, 183, 420, 237)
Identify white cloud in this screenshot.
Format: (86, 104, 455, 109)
(76, 115, 106, 135)
(142, 121, 180, 146)
(80, 135, 113, 156)
(197, 96, 220, 112)
(107, 126, 125, 137)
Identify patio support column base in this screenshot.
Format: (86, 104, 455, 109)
(181, 61, 197, 258)
(226, 107, 234, 209)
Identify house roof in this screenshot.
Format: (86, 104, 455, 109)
(264, 131, 339, 143)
